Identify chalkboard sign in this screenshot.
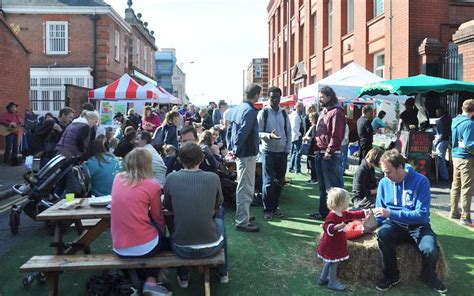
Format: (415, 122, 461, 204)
(408, 131, 433, 158)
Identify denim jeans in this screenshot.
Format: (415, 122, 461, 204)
(172, 207, 228, 276)
(377, 221, 439, 283)
(262, 151, 288, 213)
(289, 138, 302, 173)
(314, 153, 344, 217)
(435, 140, 449, 180)
(4, 133, 18, 164)
(340, 144, 348, 173)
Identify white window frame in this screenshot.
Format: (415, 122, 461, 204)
(374, 52, 385, 78)
(114, 30, 120, 62)
(46, 21, 68, 55)
(374, 0, 385, 17)
(347, 0, 354, 33)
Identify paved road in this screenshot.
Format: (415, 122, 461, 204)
(0, 194, 44, 257)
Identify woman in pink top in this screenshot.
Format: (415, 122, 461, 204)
(111, 148, 171, 295)
(142, 106, 161, 133)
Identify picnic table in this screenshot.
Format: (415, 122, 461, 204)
(36, 199, 111, 255)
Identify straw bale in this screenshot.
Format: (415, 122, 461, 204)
(315, 233, 448, 285)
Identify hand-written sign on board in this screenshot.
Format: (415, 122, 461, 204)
(409, 131, 433, 155)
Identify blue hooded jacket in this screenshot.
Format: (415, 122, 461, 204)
(451, 114, 474, 159)
(229, 101, 259, 158)
(375, 165, 430, 225)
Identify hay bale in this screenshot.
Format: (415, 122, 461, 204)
(316, 233, 448, 285)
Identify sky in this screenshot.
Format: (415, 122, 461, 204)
(109, 0, 269, 106)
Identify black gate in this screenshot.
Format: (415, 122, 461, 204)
(439, 42, 463, 117)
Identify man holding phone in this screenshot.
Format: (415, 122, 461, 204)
(257, 87, 292, 220)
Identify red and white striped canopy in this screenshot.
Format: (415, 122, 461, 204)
(88, 74, 158, 100)
(143, 83, 182, 104)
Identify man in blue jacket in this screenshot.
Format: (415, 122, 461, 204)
(229, 83, 261, 232)
(450, 99, 474, 227)
(374, 149, 446, 293)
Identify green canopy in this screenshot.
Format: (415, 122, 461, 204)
(357, 75, 474, 97)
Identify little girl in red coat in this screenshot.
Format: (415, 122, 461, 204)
(317, 187, 368, 291)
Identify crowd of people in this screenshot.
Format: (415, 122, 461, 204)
(2, 87, 472, 294)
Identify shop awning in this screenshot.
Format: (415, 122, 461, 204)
(88, 73, 157, 100)
(358, 75, 474, 97)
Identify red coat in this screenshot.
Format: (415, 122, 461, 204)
(317, 210, 365, 262)
(0, 111, 22, 134)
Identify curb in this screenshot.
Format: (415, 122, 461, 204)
(0, 188, 16, 201)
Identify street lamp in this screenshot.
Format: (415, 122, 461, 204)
(179, 61, 195, 70)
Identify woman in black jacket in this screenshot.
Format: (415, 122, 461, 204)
(351, 148, 383, 209)
(114, 129, 137, 158)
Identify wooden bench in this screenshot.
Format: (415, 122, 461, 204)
(20, 250, 225, 296)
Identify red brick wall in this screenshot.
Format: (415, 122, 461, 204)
(6, 14, 94, 67)
(0, 17, 30, 150)
(267, 0, 474, 95)
(453, 21, 474, 82)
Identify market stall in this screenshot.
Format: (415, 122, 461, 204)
(144, 83, 182, 105)
(254, 95, 297, 109)
(88, 73, 158, 127)
(358, 74, 474, 178)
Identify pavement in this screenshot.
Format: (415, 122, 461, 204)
(0, 163, 26, 201)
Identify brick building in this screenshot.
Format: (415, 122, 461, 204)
(247, 58, 269, 97)
(2, 0, 157, 116)
(0, 10, 30, 150)
(267, 0, 474, 100)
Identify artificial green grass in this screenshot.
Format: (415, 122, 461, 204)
(0, 173, 472, 296)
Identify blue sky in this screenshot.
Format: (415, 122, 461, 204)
(110, 0, 269, 106)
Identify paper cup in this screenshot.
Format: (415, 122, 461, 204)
(66, 193, 75, 202)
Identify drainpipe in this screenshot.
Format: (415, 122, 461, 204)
(90, 13, 100, 89)
(389, 0, 393, 79)
(286, 0, 291, 96)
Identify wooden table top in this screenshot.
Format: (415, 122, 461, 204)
(36, 199, 111, 221)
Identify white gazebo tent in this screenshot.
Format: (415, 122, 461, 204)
(298, 62, 407, 125)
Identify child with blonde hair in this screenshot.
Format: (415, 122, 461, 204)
(317, 187, 368, 291)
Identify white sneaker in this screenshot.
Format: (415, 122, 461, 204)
(176, 275, 189, 288)
(142, 283, 172, 296)
(217, 273, 229, 284)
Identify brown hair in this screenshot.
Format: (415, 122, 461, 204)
(365, 148, 383, 166)
(380, 149, 406, 169)
(319, 86, 338, 106)
(120, 148, 154, 186)
(178, 142, 204, 169)
(198, 130, 213, 147)
(162, 111, 180, 126)
(87, 139, 109, 165)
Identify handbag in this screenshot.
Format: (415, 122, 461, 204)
(300, 141, 312, 155)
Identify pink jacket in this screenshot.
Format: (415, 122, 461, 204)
(314, 105, 346, 154)
(111, 175, 165, 249)
(142, 114, 161, 132)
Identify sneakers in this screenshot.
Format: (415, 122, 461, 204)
(306, 179, 318, 185)
(375, 277, 400, 291)
(216, 272, 229, 284)
(460, 219, 473, 227)
(427, 279, 447, 294)
(263, 212, 273, 220)
(235, 223, 260, 232)
(176, 275, 189, 288)
(328, 281, 346, 291)
(308, 213, 325, 221)
(272, 209, 285, 218)
(449, 212, 461, 219)
(317, 278, 328, 286)
(142, 283, 172, 295)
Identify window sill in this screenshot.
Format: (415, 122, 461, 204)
(323, 45, 333, 51)
(46, 52, 69, 56)
(342, 32, 354, 41)
(367, 13, 385, 27)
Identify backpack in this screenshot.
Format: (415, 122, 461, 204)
(152, 126, 165, 148)
(263, 108, 288, 139)
(65, 164, 91, 198)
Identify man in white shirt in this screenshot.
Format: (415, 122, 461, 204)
(289, 102, 305, 173)
(135, 131, 167, 188)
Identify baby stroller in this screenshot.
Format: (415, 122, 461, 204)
(9, 154, 77, 235)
